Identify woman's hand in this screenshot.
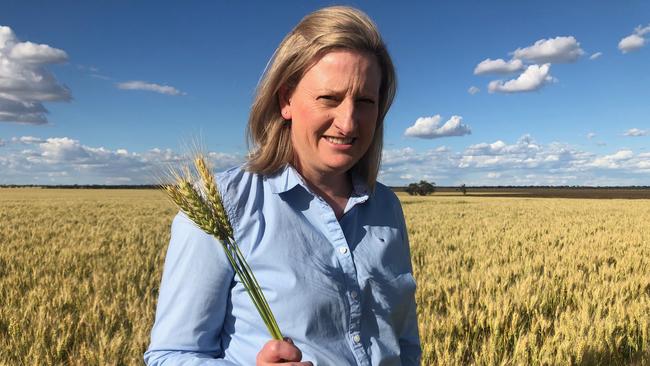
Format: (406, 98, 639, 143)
(256, 338, 314, 366)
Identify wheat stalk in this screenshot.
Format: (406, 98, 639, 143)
(162, 154, 283, 340)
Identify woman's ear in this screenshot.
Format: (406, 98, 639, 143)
(278, 85, 292, 120)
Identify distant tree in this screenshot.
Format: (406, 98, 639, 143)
(406, 183, 419, 196)
(405, 180, 435, 196)
(459, 184, 467, 195)
(416, 180, 435, 196)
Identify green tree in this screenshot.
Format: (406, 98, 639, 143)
(406, 183, 419, 196)
(416, 180, 435, 196)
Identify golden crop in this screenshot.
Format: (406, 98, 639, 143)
(403, 194, 650, 365)
(0, 189, 648, 365)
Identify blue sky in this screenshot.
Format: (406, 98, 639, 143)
(1, 1, 649, 186)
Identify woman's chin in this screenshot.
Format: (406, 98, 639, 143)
(321, 160, 358, 175)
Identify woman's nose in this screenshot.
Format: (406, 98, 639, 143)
(334, 99, 357, 135)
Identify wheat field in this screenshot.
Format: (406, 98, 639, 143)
(0, 188, 649, 365)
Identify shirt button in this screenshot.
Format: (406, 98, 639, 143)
(338, 247, 349, 255)
(350, 291, 358, 299)
(353, 334, 361, 344)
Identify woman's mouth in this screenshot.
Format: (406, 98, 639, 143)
(324, 136, 355, 145)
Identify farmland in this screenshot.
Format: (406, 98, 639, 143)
(1, 188, 649, 365)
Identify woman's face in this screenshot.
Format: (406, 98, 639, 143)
(280, 50, 381, 181)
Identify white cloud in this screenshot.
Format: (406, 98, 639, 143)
(623, 128, 648, 137)
(3, 135, 650, 186)
(619, 23, 650, 53)
(468, 86, 480, 95)
(474, 58, 524, 75)
(0, 25, 71, 124)
(589, 52, 602, 60)
(635, 24, 650, 36)
(404, 115, 471, 139)
(116, 81, 185, 96)
(488, 64, 553, 93)
(447, 137, 650, 185)
(9, 41, 68, 64)
(382, 147, 420, 166)
(0, 136, 243, 184)
(589, 150, 634, 169)
(609, 150, 634, 160)
(459, 135, 579, 171)
(512, 36, 584, 63)
(379, 135, 601, 186)
(619, 35, 645, 53)
(465, 135, 542, 156)
(11, 135, 45, 144)
(587, 132, 596, 139)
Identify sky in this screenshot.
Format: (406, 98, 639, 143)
(0, 1, 649, 186)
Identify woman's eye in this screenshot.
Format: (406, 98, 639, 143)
(358, 98, 376, 105)
(318, 95, 336, 101)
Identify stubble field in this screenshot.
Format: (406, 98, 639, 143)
(0, 188, 649, 365)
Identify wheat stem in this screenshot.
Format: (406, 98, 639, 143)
(162, 154, 283, 340)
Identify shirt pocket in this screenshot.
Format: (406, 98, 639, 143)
(366, 272, 417, 336)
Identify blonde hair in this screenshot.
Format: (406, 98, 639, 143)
(246, 6, 396, 191)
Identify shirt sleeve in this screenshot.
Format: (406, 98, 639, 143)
(395, 199, 422, 365)
(144, 212, 238, 366)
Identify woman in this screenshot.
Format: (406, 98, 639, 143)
(145, 6, 421, 365)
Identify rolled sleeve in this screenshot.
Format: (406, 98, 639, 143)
(145, 212, 236, 365)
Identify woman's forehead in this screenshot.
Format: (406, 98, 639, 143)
(299, 50, 381, 95)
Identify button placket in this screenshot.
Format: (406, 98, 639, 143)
(316, 198, 368, 365)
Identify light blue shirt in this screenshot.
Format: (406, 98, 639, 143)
(145, 164, 421, 365)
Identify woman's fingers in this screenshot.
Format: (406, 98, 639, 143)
(256, 338, 313, 365)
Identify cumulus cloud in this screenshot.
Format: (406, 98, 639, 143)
(589, 150, 634, 169)
(619, 35, 645, 53)
(468, 86, 480, 95)
(488, 64, 553, 93)
(474, 58, 524, 75)
(589, 52, 602, 60)
(11, 135, 45, 144)
(587, 132, 597, 139)
(458, 136, 650, 182)
(637, 24, 650, 36)
(9, 41, 68, 64)
(464, 135, 542, 157)
(623, 128, 648, 137)
(0, 25, 71, 124)
(3, 134, 648, 186)
(378, 135, 605, 186)
(404, 115, 471, 139)
(512, 36, 584, 63)
(0, 136, 243, 184)
(116, 81, 185, 96)
(619, 23, 650, 53)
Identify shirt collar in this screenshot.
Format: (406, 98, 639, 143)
(266, 164, 304, 195)
(265, 164, 370, 201)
